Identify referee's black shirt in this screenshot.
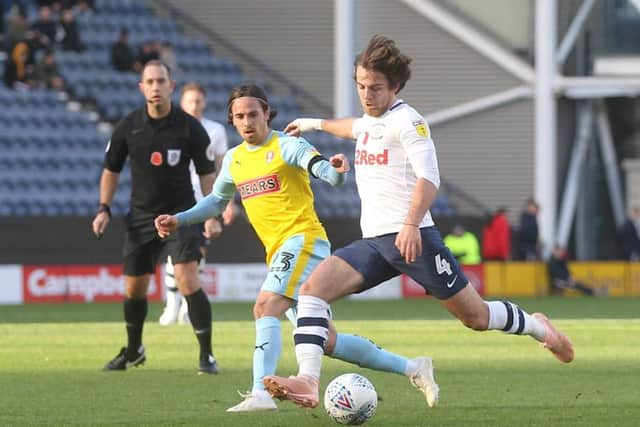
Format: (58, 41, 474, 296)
(104, 104, 215, 214)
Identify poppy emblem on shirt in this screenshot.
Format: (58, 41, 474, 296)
(150, 151, 162, 166)
(167, 149, 181, 166)
(265, 150, 274, 163)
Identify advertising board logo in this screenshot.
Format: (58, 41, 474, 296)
(23, 265, 161, 303)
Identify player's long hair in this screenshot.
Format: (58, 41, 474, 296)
(227, 84, 278, 125)
(354, 35, 412, 93)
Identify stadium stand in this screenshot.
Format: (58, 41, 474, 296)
(0, 0, 454, 219)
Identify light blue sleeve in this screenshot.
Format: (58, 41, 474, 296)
(279, 133, 321, 169)
(278, 133, 346, 186)
(211, 150, 237, 199)
(176, 151, 237, 226)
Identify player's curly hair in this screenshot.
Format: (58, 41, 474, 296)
(227, 84, 278, 125)
(354, 35, 412, 93)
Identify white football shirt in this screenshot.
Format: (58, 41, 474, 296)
(190, 117, 229, 201)
(352, 100, 440, 238)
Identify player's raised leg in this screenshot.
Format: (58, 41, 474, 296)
(441, 283, 574, 363)
(327, 328, 439, 408)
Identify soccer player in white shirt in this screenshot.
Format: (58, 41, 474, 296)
(159, 82, 234, 325)
(264, 35, 574, 409)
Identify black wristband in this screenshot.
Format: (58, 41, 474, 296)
(97, 203, 111, 218)
(307, 155, 328, 179)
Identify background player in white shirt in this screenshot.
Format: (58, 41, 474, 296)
(159, 82, 235, 325)
(264, 35, 574, 409)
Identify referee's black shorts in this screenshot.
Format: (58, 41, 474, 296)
(123, 209, 202, 276)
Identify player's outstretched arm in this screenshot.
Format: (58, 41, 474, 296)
(310, 154, 350, 186)
(285, 118, 356, 140)
(154, 215, 178, 238)
(329, 153, 350, 174)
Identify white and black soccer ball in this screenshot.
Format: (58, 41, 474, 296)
(324, 373, 378, 425)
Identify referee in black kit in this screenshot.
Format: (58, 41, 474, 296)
(92, 60, 220, 374)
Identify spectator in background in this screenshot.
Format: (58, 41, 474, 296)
(59, 8, 85, 51)
(33, 49, 65, 90)
(110, 28, 136, 72)
(482, 207, 511, 261)
(620, 206, 640, 261)
(30, 5, 58, 48)
(518, 198, 540, 261)
(5, 6, 30, 50)
(137, 41, 160, 68)
(547, 245, 599, 296)
(444, 224, 481, 265)
(3, 41, 32, 89)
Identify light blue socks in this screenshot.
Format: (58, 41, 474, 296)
(331, 333, 407, 375)
(252, 316, 281, 391)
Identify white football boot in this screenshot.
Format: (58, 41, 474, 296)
(226, 390, 278, 412)
(409, 357, 440, 408)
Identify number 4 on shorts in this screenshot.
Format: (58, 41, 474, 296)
(435, 253, 452, 276)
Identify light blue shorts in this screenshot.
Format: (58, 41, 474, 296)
(262, 234, 331, 325)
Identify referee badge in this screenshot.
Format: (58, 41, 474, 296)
(167, 149, 181, 166)
(206, 143, 216, 161)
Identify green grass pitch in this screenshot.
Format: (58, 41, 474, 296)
(1, 297, 638, 426)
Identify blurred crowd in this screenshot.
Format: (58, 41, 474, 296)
(110, 28, 177, 74)
(1, 0, 176, 92)
(1, 1, 93, 90)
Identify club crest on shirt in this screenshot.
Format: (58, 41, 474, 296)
(167, 149, 181, 166)
(265, 150, 274, 163)
(413, 120, 429, 138)
(370, 122, 385, 140)
(150, 151, 162, 166)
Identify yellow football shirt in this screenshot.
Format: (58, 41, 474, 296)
(227, 131, 327, 263)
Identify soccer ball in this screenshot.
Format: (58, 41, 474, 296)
(324, 373, 378, 425)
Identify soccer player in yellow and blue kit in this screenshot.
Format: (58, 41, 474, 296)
(155, 84, 437, 412)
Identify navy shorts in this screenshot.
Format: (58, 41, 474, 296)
(333, 226, 468, 299)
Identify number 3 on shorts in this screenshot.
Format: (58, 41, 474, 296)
(271, 251, 295, 272)
(435, 253, 452, 276)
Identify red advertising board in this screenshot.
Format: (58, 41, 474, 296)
(401, 264, 485, 298)
(199, 265, 219, 299)
(22, 265, 162, 303)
